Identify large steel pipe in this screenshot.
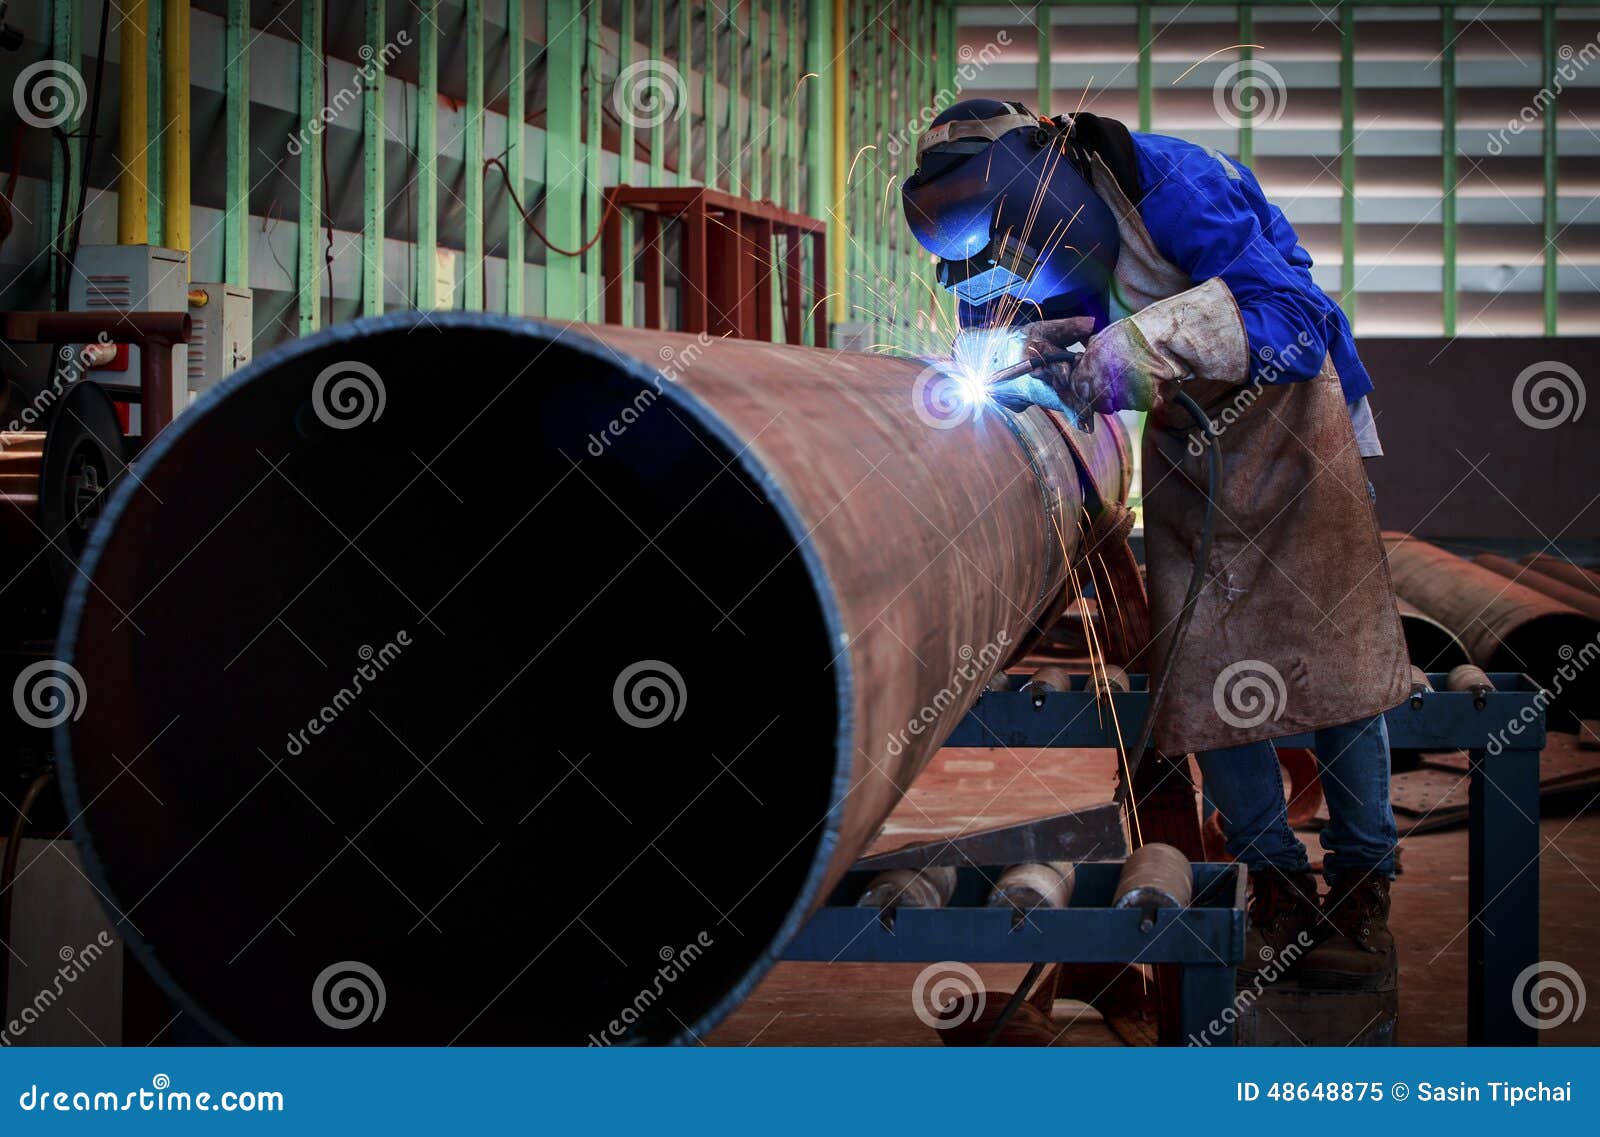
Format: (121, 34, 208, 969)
(1475, 553, 1600, 621)
(1519, 553, 1600, 602)
(1384, 534, 1599, 725)
(57, 313, 1105, 1045)
(1395, 598, 1471, 673)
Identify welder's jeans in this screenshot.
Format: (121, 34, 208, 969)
(1196, 713, 1398, 880)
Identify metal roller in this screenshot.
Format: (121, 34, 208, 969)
(1445, 664, 1495, 710)
(55, 314, 1127, 1045)
(985, 861, 1075, 912)
(1409, 665, 1433, 708)
(1023, 665, 1073, 707)
(1113, 843, 1192, 932)
(1090, 664, 1130, 697)
(857, 866, 958, 910)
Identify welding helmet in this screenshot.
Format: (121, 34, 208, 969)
(902, 99, 1120, 320)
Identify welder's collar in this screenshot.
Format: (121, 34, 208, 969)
(917, 108, 1039, 160)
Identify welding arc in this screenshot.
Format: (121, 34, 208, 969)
(1114, 389, 1218, 812)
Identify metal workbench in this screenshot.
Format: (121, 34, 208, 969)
(792, 671, 1545, 1046)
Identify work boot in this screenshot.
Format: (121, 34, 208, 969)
(1240, 868, 1323, 979)
(1298, 875, 1396, 990)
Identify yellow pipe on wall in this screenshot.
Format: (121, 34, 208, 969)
(831, 0, 846, 327)
(118, 0, 149, 244)
(161, 0, 190, 265)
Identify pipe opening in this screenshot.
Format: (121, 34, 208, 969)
(61, 318, 845, 1044)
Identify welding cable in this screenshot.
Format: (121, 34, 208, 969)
(486, 155, 619, 258)
(0, 767, 56, 1016)
(1115, 387, 1218, 812)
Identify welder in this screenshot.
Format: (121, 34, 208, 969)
(903, 99, 1411, 988)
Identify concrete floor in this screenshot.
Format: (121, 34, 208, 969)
(710, 742, 1600, 1046)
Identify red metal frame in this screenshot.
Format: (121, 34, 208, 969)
(603, 186, 828, 347)
(2, 310, 192, 445)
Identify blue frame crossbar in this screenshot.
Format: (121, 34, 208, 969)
(791, 672, 1545, 1046)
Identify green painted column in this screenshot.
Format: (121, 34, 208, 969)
(1237, 4, 1253, 166)
(1136, 2, 1151, 132)
(506, 0, 526, 315)
(1036, 3, 1050, 117)
(1542, 1, 1558, 335)
(787, 0, 800, 211)
(416, 0, 439, 310)
(224, 0, 250, 287)
(297, 0, 324, 333)
(613, 0, 633, 323)
(584, 0, 603, 318)
(1441, 4, 1457, 335)
(464, 0, 484, 310)
(804, 0, 831, 340)
(650, 0, 666, 186)
(48, 0, 80, 300)
(1339, 0, 1355, 325)
(704, 6, 719, 188)
(545, 0, 583, 318)
(679, 0, 694, 185)
(806, 0, 832, 221)
(362, 0, 387, 316)
(730, 2, 744, 198)
(752, 0, 765, 202)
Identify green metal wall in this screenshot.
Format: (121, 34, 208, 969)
(953, 0, 1600, 336)
(3, 1, 934, 350)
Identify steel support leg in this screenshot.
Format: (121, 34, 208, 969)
(1179, 964, 1236, 1047)
(1468, 746, 1540, 1045)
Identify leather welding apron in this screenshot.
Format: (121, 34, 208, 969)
(1088, 158, 1410, 755)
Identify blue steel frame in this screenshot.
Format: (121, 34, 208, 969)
(787, 861, 1246, 1045)
(793, 672, 1544, 1046)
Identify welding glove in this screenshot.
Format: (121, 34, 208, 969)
(1068, 278, 1251, 414)
(987, 316, 1097, 415)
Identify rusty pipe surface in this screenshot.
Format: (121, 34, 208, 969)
(1475, 553, 1600, 621)
(1520, 553, 1600, 600)
(57, 313, 1111, 1045)
(1384, 534, 1599, 723)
